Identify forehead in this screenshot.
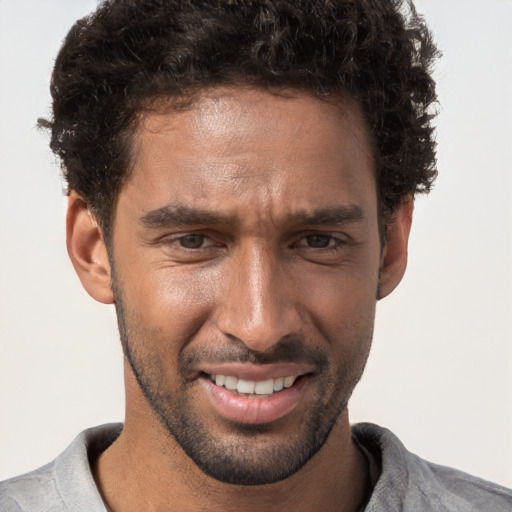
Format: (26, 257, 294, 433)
(121, 87, 377, 223)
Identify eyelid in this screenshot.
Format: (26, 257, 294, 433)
(155, 229, 348, 250)
(167, 233, 209, 246)
(160, 230, 228, 250)
(294, 232, 347, 245)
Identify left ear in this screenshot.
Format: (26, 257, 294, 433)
(378, 198, 413, 300)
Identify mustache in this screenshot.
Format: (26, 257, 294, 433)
(179, 338, 328, 374)
(180, 336, 328, 371)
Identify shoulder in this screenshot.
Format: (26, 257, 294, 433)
(425, 460, 512, 510)
(352, 422, 512, 512)
(0, 423, 122, 512)
(0, 462, 62, 512)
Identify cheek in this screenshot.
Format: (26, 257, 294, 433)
(119, 263, 223, 341)
(296, 262, 378, 371)
(298, 259, 380, 324)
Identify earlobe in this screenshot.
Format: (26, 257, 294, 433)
(66, 192, 114, 304)
(378, 198, 413, 300)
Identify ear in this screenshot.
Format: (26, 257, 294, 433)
(378, 198, 413, 300)
(66, 192, 114, 304)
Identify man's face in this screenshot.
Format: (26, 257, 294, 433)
(110, 88, 382, 485)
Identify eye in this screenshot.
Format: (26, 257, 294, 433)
(293, 233, 347, 258)
(303, 234, 335, 249)
(158, 232, 225, 264)
(178, 234, 208, 249)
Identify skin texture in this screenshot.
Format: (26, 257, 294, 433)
(67, 88, 412, 511)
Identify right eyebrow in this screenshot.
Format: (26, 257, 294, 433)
(139, 205, 236, 229)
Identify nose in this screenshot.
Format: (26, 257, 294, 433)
(215, 241, 301, 352)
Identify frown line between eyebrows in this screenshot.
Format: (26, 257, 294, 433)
(139, 204, 365, 230)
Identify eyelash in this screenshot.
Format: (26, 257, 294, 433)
(165, 232, 347, 253)
(294, 234, 346, 251)
(176, 234, 213, 250)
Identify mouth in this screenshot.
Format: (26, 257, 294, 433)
(205, 373, 300, 398)
(199, 366, 311, 424)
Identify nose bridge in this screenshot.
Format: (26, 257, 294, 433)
(217, 239, 299, 352)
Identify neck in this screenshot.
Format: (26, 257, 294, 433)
(93, 365, 370, 512)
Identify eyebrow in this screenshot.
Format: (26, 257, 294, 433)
(291, 206, 364, 226)
(139, 204, 364, 229)
(140, 205, 233, 229)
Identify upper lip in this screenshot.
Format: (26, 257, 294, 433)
(199, 363, 315, 381)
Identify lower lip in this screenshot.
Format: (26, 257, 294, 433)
(200, 376, 306, 424)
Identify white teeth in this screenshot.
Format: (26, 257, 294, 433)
(237, 379, 255, 394)
(211, 374, 299, 395)
(273, 377, 284, 392)
(224, 376, 238, 390)
(254, 379, 274, 395)
(284, 376, 297, 388)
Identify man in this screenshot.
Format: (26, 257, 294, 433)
(1, 0, 511, 510)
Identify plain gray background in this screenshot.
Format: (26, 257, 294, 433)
(1, 0, 511, 487)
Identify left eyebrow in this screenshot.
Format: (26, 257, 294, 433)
(290, 206, 365, 226)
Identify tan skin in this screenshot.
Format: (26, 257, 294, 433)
(67, 88, 412, 512)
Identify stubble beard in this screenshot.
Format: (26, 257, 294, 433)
(112, 279, 374, 486)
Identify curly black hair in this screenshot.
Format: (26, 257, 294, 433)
(41, 0, 439, 241)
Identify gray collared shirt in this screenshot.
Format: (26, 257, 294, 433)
(1, 422, 511, 511)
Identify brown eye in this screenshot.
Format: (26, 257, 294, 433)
(305, 234, 332, 248)
(179, 234, 206, 249)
